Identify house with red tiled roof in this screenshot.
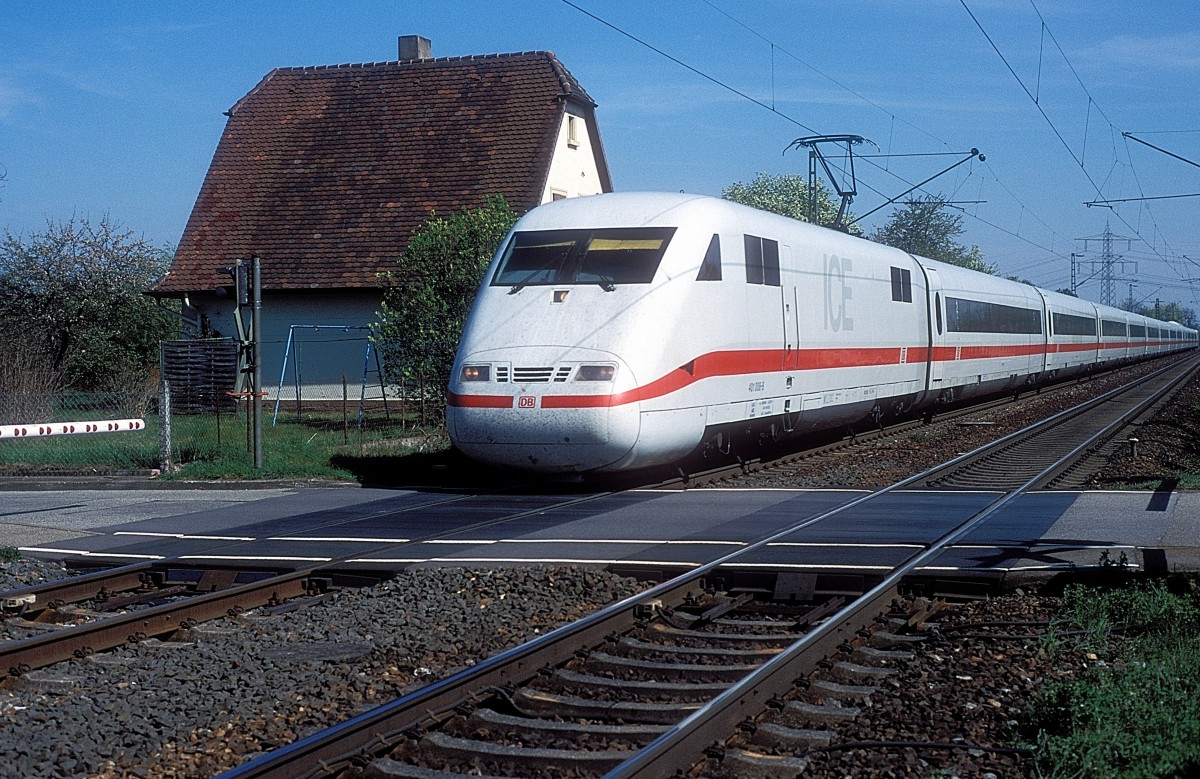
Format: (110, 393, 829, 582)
(152, 36, 611, 400)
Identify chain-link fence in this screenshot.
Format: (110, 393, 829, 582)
(0, 389, 160, 475)
(0, 381, 432, 477)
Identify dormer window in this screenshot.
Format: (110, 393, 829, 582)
(567, 115, 580, 148)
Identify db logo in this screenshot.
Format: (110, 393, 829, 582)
(518, 395, 536, 409)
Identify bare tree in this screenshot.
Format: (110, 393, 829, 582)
(0, 216, 177, 394)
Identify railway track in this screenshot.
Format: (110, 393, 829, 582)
(911, 354, 1198, 490)
(668, 352, 1196, 489)
(0, 486, 627, 678)
(210, 356, 1198, 778)
(2, 355, 1191, 775)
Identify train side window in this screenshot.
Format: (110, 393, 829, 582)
(743, 235, 764, 284)
(890, 267, 912, 302)
(763, 239, 780, 286)
(743, 235, 780, 286)
(1051, 312, 1097, 336)
(935, 292, 943, 334)
(697, 234, 722, 281)
(945, 296, 1042, 334)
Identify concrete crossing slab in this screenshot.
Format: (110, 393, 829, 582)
(2, 485, 1196, 576)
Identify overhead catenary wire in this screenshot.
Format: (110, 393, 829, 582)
(562, 0, 1194, 304)
(559, 1, 917, 210)
(1087, 193, 1200, 206)
(961, 0, 1193, 294)
(562, 0, 1071, 264)
(559, 0, 819, 137)
(698, 0, 1080, 258)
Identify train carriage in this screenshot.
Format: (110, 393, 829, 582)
(1128, 315, 1150, 358)
(918, 260, 1047, 405)
(447, 192, 1196, 473)
(1097, 312, 1132, 365)
(1043, 290, 1100, 378)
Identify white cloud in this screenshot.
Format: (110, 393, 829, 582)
(1084, 32, 1200, 72)
(0, 79, 35, 119)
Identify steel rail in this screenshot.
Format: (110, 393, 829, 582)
(2, 568, 318, 677)
(0, 483, 633, 678)
(912, 354, 1197, 488)
(1036, 359, 1199, 488)
(1, 562, 155, 615)
(212, 355, 1198, 777)
(601, 355, 1200, 778)
(215, 443, 1006, 777)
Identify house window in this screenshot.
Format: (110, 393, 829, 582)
(567, 115, 580, 148)
(890, 266, 913, 302)
(743, 235, 780, 286)
(551, 190, 567, 201)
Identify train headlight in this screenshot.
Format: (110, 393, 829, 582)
(460, 365, 490, 382)
(575, 364, 615, 382)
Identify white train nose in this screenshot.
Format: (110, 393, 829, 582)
(447, 349, 642, 472)
(449, 404, 641, 472)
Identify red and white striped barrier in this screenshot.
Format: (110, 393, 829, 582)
(0, 419, 145, 439)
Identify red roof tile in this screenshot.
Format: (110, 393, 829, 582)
(154, 51, 609, 295)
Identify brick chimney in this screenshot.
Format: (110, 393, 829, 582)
(398, 35, 432, 61)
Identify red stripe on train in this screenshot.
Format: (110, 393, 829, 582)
(450, 341, 1184, 409)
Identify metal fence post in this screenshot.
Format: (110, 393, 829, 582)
(252, 255, 263, 469)
(159, 379, 173, 472)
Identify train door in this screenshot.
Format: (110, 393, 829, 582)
(921, 265, 945, 394)
(1036, 290, 1051, 375)
(781, 245, 799, 369)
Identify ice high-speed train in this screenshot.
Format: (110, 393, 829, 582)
(446, 192, 1196, 473)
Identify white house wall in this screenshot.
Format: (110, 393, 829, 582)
(541, 111, 605, 202)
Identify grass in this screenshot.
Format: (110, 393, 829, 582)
(1021, 578, 1200, 779)
(0, 408, 454, 485)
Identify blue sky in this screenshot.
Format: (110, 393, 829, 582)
(3, 0, 1199, 310)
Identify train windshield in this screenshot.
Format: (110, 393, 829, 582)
(493, 227, 676, 291)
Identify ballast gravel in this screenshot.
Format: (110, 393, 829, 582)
(0, 563, 645, 778)
(733, 359, 1189, 489)
(0, 557, 74, 593)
